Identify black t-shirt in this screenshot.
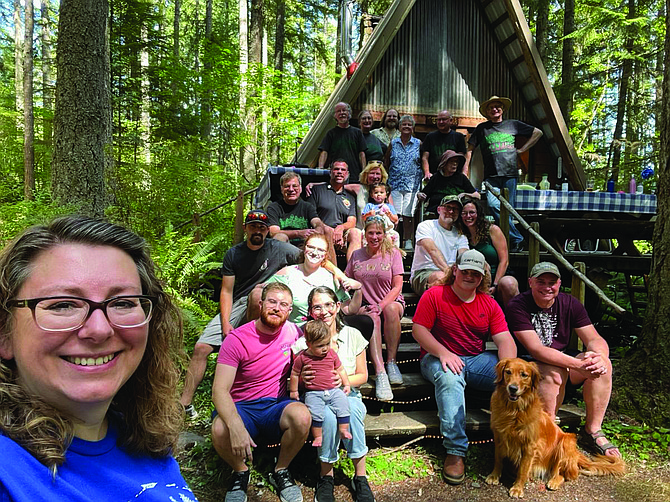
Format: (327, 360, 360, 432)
(468, 119, 535, 178)
(266, 199, 319, 245)
(307, 183, 357, 228)
(221, 239, 301, 301)
(420, 130, 467, 174)
(363, 132, 386, 162)
(420, 172, 477, 213)
(318, 126, 367, 182)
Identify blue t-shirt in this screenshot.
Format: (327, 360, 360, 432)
(0, 423, 196, 501)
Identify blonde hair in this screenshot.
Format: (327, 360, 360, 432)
(360, 161, 388, 185)
(0, 216, 184, 473)
(363, 218, 406, 258)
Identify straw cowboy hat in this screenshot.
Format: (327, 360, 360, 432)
(479, 96, 512, 117)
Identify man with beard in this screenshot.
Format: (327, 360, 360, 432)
(267, 172, 325, 247)
(308, 160, 362, 263)
(421, 110, 467, 176)
(179, 210, 301, 419)
(371, 108, 401, 147)
(410, 195, 469, 295)
(318, 102, 367, 183)
(213, 282, 311, 502)
(413, 250, 516, 485)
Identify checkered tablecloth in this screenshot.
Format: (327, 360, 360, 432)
(254, 165, 331, 208)
(515, 190, 657, 215)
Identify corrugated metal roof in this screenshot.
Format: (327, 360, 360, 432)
(295, 0, 585, 189)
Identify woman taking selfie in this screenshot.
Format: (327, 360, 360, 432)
(0, 216, 194, 501)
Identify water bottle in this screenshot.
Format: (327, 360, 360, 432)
(539, 174, 550, 190)
(629, 175, 636, 194)
(607, 178, 615, 193)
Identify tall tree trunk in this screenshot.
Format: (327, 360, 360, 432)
(246, 0, 263, 178)
(239, 0, 254, 181)
(655, 3, 665, 174)
(535, 0, 550, 64)
(23, 0, 34, 200)
(41, 0, 53, 151)
(14, 0, 24, 119)
(270, 0, 285, 164)
(201, 0, 212, 162)
(608, 0, 635, 181)
(612, 0, 670, 427)
(52, 0, 112, 217)
(174, 0, 180, 60)
(141, 24, 151, 164)
(558, 0, 575, 128)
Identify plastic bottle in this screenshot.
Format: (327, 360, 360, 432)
(539, 174, 551, 190)
(629, 175, 636, 194)
(607, 175, 615, 193)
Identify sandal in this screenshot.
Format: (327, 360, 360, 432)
(581, 429, 621, 457)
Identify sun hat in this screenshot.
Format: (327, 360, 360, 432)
(479, 95, 512, 118)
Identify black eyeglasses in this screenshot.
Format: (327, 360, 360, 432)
(8, 295, 155, 332)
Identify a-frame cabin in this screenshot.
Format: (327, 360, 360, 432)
(294, 0, 586, 191)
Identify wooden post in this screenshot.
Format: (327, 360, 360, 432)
(569, 262, 586, 351)
(500, 187, 510, 249)
(192, 213, 202, 243)
(527, 222, 541, 277)
(234, 190, 245, 244)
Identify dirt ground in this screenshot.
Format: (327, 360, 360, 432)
(225, 461, 669, 502)
(179, 435, 670, 502)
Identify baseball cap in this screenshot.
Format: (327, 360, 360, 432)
(456, 249, 486, 275)
(530, 262, 561, 278)
(244, 210, 270, 226)
(439, 195, 463, 208)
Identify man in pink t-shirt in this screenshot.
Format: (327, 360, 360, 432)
(212, 282, 311, 502)
(412, 250, 516, 486)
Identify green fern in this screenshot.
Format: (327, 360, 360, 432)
(151, 223, 224, 340)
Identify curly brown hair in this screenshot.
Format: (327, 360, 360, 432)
(0, 216, 184, 473)
(460, 197, 491, 246)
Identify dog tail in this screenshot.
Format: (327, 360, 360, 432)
(578, 453, 625, 476)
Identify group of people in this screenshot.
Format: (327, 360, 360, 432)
(0, 96, 620, 502)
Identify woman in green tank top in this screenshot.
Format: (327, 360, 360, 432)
(460, 197, 519, 308)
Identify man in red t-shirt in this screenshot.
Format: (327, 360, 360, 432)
(412, 250, 516, 485)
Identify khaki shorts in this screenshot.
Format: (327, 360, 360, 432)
(411, 268, 441, 295)
(196, 295, 248, 347)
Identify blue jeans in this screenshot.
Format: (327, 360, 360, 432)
(420, 352, 498, 457)
(485, 176, 523, 246)
(318, 389, 368, 463)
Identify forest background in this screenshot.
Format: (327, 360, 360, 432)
(1, 0, 669, 425)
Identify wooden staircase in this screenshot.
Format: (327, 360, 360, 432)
(338, 248, 585, 439)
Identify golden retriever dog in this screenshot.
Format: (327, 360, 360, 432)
(486, 358, 625, 498)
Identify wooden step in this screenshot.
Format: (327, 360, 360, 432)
(363, 404, 585, 438)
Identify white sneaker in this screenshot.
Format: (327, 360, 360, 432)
(386, 361, 403, 385)
(184, 404, 199, 420)
(375, 373, 393, 401)
(403, 239, 413, 250)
